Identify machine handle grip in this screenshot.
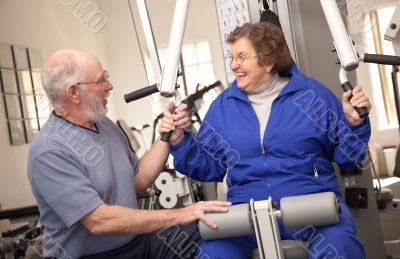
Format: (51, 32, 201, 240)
(124, 83, 158, 103)
(341, 81, 369, 118)
(160, 106, 177, 142)
(0, 205, 39, 220)
(363, 53, 400, 66)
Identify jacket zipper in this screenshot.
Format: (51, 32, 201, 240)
(261, 141, 265, 154)
(313, 162, 319, 178)
(227, 176, 232, 188)
(226, 170, 232, 188)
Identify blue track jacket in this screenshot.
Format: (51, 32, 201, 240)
(171, 65, 370, 205)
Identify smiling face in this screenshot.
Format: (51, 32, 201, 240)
(229, 37, 274, 93)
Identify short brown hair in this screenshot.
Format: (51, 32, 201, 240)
(227, 22, 293, 73)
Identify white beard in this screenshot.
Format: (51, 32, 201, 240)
(81, 86, 107, 122)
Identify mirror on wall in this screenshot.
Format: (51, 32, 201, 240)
(0, 43, 51, 145)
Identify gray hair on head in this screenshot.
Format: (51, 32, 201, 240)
(41, 50, 84, 105)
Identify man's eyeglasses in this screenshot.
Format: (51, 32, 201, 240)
(224, 53, 257, 65)
(77, 70, 109, 87)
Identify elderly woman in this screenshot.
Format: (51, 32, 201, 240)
(160, 22, 371, 258)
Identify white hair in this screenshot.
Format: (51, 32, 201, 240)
(40, 51, 84, 106)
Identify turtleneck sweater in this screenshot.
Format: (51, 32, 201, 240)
(247, 73, 289, 144)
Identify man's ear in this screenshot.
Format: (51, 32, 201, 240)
(66, 84, 80, 104)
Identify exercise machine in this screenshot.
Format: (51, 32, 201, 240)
(198, 192, 340, 259)
(0, 206, 42, 259)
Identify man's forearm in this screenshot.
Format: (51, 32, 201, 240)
(81, 201, 232, 235)
(135, 138, 170, 193)
(81, 204, 183, 235)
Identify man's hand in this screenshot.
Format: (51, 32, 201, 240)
(176, 200, 232, 228)
(159, 102, 191, 145)
(342, 85, 372, 126)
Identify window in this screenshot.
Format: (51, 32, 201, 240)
(365, 6, 398, 128)
(146, 40, 218, 119)
(158, 41, 216, 96)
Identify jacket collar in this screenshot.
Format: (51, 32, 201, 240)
(226, 65, 308, 102)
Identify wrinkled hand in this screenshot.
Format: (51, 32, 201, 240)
(159, 102, 191, 145)
(177, 200, 231, 228)
(342, 85, 372, 126)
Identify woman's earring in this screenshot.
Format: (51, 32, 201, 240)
(266, 64, 274, 73)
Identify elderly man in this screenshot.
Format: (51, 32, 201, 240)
(27, 49, 230, 259)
